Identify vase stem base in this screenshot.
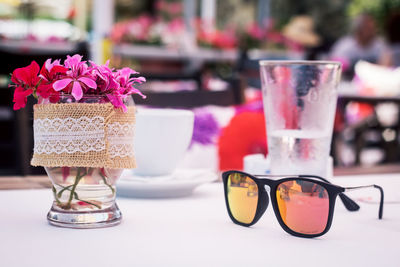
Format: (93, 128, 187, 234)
(47, 203, 122, 229)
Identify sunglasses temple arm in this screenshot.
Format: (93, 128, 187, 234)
(301, 175, 360, 211)
(338, 193, 360, 211)
(344, 185, 384, 219)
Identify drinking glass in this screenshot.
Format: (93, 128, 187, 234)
(259, 61, 341, 177)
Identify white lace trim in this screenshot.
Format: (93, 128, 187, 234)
(107, 122, 135, 158)
(34, 117, 134, 158)
(34, 117, 106, 154)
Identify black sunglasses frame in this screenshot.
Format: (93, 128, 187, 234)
(222, 170, 384, 238)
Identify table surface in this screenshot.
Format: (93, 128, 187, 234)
(0, 173, 399, 267)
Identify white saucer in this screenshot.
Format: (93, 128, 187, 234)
(117, 169, 218, 198)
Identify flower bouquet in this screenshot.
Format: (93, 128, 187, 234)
(9, 54, 146, 228)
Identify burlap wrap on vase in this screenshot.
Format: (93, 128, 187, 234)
(31, 103, 136, 169)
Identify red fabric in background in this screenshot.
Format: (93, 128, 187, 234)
(218, 111, 267, 171)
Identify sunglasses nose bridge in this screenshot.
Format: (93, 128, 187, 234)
(263, 184, 271, 194)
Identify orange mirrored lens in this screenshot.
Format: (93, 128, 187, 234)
(276, 180, 329, 235)
(227, 173, 259, 224)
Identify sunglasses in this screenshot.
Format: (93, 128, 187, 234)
(222, 170, 384, 238)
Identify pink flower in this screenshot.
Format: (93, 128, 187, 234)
(246, 23, 265, 40)
(114, 67, 146, 97)
(53, 77, 96, 100)
(90, 60, 120, 93)
(126, 16, 153, 41)
(197, 23, 237, 50)
(64, 54, 90, 76)
(105, 94, 126, 111)
(167, 18, 185, 32)
(214, 29, 237, 49)
(10, 61, 40, 110)
(53, 55, 97, 100)
(111, 22, 129, 43)
(105, 67, 146, 111)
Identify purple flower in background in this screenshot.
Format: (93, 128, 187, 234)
(53, 55, 97, 100)
(191, 110, 220, 147)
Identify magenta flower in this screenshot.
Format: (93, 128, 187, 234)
(105, 93, 126, 111)
(64, 54, 90, 76)
(90, 60, 120, 93)
(53, 55, 97, 100)
(114, 67, 146, 97)
(105, 67, 146, 111)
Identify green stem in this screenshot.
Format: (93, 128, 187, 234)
(55, 183, 78, 198)
(53, 184, 101, 209)
(65, 168, 86, 209)
(52, 186, 62, 205)
(99, 172, 115, 195)
(56, 184, 74, 198)
(54, 167, 103, 210)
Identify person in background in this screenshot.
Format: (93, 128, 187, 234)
(330, 13, 387, 79)
(381, 11, 400, 67)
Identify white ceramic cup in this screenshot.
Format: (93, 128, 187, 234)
(132, 108, 194, 176)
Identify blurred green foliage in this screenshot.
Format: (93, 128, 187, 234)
(270, 0, 400, 45)
(348, 0, 400, 28)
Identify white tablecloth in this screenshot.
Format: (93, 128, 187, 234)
(1, 173, 399, 267)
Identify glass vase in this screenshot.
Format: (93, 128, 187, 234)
(46, 166, 123, 228)
(35, 94, 134, 228)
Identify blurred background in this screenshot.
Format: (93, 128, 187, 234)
(1, 0, 400, 176)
